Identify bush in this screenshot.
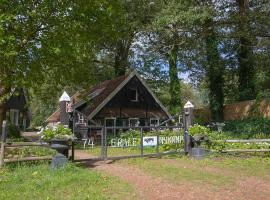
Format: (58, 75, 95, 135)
(224, 118, 270, 136)
(186, 124, 270, 151)
(188, 124, 211, 136)
(7, 124, 21, 139)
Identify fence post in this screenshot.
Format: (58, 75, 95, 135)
(104, 127, 107, 160)
(101, 126, 107, 160)
(71, 141, 75, 162)
(101, 127, 104, 159)
(0, 120, 7, 168)
(140, 127, 143, 156)
(156, 128, 160, 155)
(183, 111, 190, 154)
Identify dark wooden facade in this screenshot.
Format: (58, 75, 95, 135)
(91, 76, 169, 127)
(5, 89, 30, 130)
(47, 72, 171, 137)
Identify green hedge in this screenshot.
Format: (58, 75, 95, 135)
(189, 124, 270, 151)
(224, 118, 270, 137)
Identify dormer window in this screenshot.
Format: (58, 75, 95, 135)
(129, 88, 138, 102)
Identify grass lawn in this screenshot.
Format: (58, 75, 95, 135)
(78, 146, 159, 158)
(75, 147, 180, 157)
(0, 162, 137, 200)
(4, 146, 56, 159)
(117, 155, 270, 188)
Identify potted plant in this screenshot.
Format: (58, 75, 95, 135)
(40, 124, 74, 158)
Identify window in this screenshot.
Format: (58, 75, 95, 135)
(105, 118, 116, 127)
(150, 118, 159, 127)
(129, 118, 139, 127)
(116, 118, 128, 127)
(78, 113, 84, 124)
(128, 88, 138, 102)
(10, 109, 19, 126)
(105, 118, 116, 136)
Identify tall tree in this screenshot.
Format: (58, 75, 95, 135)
(0, 0, 123, 126)
(112, 0, 161, 76)
(167, 43, 182, 113)
(204, 16, 225, 121)
(236, 0, 256, 100)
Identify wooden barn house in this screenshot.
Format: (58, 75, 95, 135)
(0, 88, 31, 131)
(46, 71, 171, 138)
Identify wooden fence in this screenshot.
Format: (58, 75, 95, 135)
(1, 120, 269, 166)
(194, 98, 270, 122)
(212, 139, 270, 153)
(0, 121, 52, 167)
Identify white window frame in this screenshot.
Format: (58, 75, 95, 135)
(129, 118, 140, 127)
(105, 118, 116, 136)
(150, 118, 159, 127)
(105, 117, 116, 126)
(130, 88, 138, 102)
(23, 117, 27, 130)
(10, 109, 19, 126)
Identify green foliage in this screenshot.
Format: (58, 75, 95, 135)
(41, 124, 73, 141)
(7, 124, 21, 139)
(188, 124, 211, 136)
(0, 163, 136, 200)
(187, 123, 270, 151)
(224, 118, 270, 136)
(5, 147, 55, 159)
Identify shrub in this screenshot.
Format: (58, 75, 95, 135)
(224, 118, 270, 136)
(7, 124, 21, 138)
(188, 124, 211, 136)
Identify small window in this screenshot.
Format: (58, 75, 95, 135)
(128, 88, 138, 102)
(150, 118, 159, 127)
(129, 118, 140, 127)
(10, 109, 19, 126)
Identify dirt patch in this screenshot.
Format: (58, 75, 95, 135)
(82, 159, 270, 200)
(74, 150, 99, 160)
(85, 160, 215, 200)
(77, 152, 270, 200)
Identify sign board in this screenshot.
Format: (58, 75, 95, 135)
(143, 136, 157, 146)
(107, 135, 183, 148)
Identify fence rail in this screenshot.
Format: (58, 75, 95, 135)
(220, 149, 270, 153)
(211, 138, 270, 153)
(224, 139, 270, 143)
(4, 142, 49, 147)
(4, 156, 52, 163)
(1, 117, 270, 166)
(0, 121, 53, 166)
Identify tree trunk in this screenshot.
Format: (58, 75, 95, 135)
(167, 44, 182, 114)
(204, 19, 224, 122)
(236, 0, 255, 100)
(114, 40, 131, 77)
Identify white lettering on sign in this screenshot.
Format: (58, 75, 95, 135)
(143, 136, 157, 146)
(109, 135, 183, 147)
(111, 138, 137, 147)
(159, 136, 183, 145)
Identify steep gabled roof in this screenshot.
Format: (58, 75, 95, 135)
(46, 71, 171, 123)
(46, 74, 128, 122)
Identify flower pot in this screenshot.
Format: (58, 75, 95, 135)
(50, 139, 69, 158)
